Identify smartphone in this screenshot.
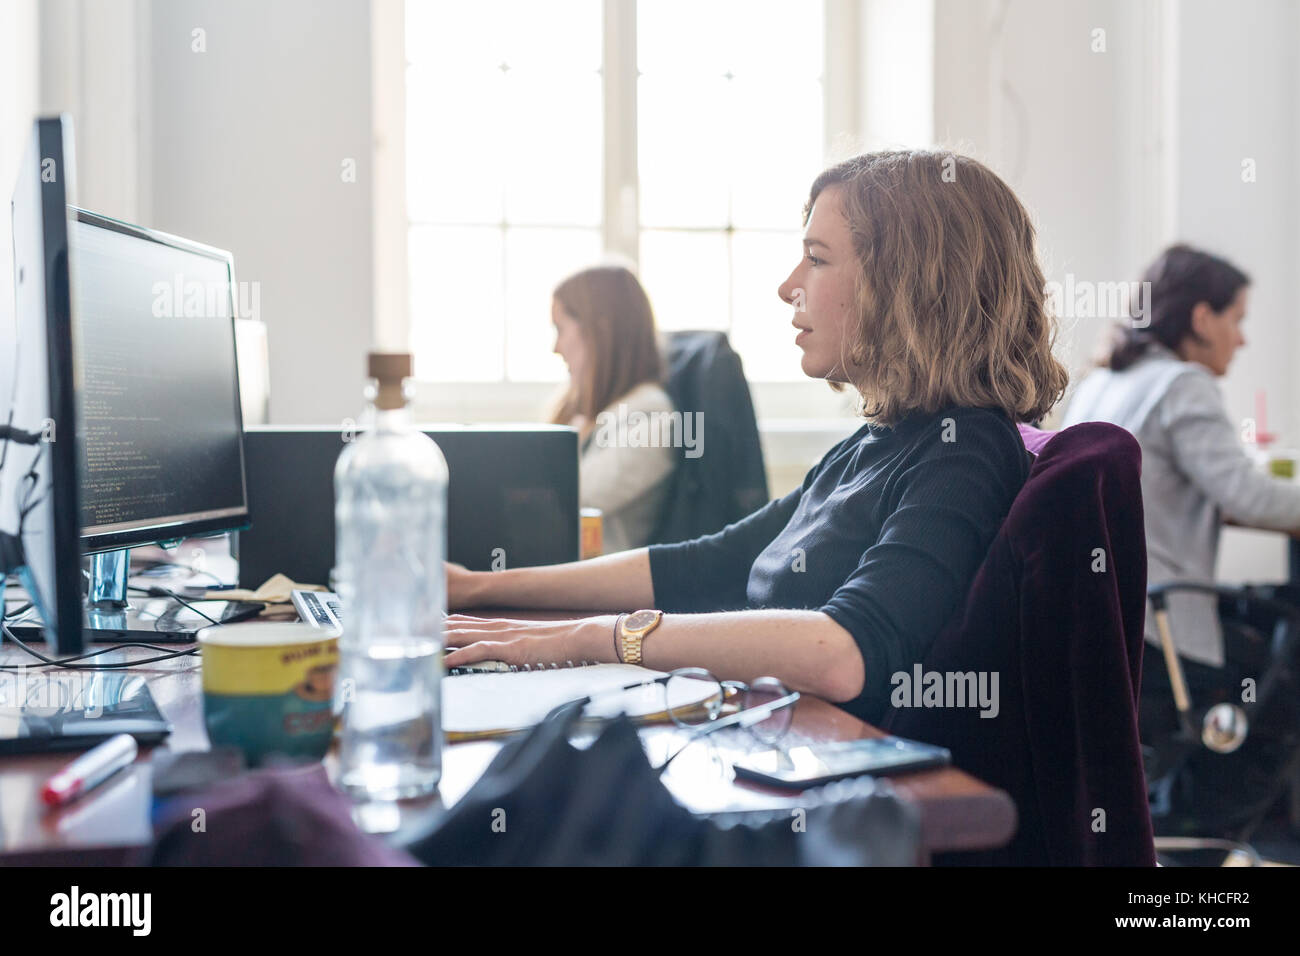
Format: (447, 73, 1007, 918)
(731, 736, 951, 789)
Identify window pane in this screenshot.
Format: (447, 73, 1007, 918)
(638, 75, 731, 228)
(406, 0, 601, 75)
(638, 0, 823, 79)
(406, 0, 500, 69)
(639, 230, 730, 332)
(409, 226, 505, 382)
(504, 228, 604, 381)
(407, 64, 506, 223)
(727, 2, 824, 80)
(638, 0, 733, 76)
(503, 71, 602, 227)
(731, 231, 807, 381)
(730, 77, 824, 229)
(499, 0, 602, 73)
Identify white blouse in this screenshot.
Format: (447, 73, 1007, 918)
(577, 381, 678, 555)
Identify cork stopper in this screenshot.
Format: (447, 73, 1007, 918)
(368, 352, 411, 410)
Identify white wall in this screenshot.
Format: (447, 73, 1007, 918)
(933, 0, 1300, 583)
(934, 0, 1158, 383)
(145, 0, 374, 425)
(1173, 0, 1300, 582)
(39, 0, 148, 223)
(0, 0, 40, 335)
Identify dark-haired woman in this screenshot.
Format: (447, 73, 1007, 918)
(1064, 244, 1300, 689)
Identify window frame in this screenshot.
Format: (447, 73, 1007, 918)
(381, 0, 864, 413)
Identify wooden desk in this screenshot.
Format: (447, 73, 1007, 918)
(0, 612, 1017, 865)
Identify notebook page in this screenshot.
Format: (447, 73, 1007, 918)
(443, 663, 718, 734)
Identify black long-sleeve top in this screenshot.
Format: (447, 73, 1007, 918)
(647, 406, 1032, 722)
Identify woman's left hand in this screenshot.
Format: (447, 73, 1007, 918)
(443, 613, 621, 670)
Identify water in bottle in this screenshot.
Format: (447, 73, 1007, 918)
(333, 352, 447, 801)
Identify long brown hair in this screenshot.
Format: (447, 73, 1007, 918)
(805, 150, 1068, 425)
(550, 264, 663, 424)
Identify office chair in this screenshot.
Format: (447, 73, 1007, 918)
(650, 331, 769, 544)
(1142, 581, 1300, 865)
(885, 422, 1156, 866)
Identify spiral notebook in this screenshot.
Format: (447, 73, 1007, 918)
(442, 662, 718, 741)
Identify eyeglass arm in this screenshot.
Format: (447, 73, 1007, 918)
(656, 689, 801, 777)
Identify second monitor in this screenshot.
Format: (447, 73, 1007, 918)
(237, 425, 579, 590)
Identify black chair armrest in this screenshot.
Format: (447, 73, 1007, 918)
(1148, 580, 1300, 625)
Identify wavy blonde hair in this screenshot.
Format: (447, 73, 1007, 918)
(806, 150, 1068, 425)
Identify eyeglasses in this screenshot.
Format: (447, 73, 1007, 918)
(575, 667, 800, 776)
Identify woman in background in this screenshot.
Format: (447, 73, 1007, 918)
(1064, 244, 1300, 692)
(550, 264, 676, 554)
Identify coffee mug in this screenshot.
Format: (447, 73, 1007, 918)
(199, 621, 340, 765)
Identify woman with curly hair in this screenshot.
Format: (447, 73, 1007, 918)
(444, 150, 1068, 723)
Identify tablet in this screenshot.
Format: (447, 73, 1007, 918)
(731, 736, 951, 789)
(0, 668, 172, 754)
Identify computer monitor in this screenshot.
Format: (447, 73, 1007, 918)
(2, 116, 85, 655)
(70, 208, 250, 553)
(5, 117, 257, 648)
(236, 425, 581, 589)
(62, 208, 257, 641)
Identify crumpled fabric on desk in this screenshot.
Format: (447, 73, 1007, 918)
(403, 700, 921, 866)
(141, 763, 418, 866)
(140, 703, 920, 866)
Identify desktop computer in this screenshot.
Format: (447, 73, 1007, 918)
(63, 205, 261, 641)
(4, 116, 259, 653)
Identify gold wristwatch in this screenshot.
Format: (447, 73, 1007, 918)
(617, 609, 664, 666)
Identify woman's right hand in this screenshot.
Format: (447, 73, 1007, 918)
(445, 561, 484, 610)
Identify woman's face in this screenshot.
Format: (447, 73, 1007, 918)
(551, 298, 587, 382)
(777, 186, 858, 383)
(1184, 286, 1249, 376)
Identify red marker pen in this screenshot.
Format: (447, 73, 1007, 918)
(41, 733, 138, 807)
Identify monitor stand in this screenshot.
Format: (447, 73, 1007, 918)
(6, 547, 263, 645)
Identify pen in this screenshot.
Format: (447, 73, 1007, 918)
(41, 733, 138, 807)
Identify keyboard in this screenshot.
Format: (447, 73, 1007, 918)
(291, 589, 507, 674)
(291, 589, 343, 631)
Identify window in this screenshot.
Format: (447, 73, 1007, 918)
(405, 0, 830, 386)
(405, 0, 604, 383)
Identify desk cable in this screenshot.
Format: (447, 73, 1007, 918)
(126, 583, 223, 627)
(0, 618, 201, 670)
(1, 582, 209, 671)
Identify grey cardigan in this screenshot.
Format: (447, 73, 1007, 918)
(1063, 343, 1300, 666)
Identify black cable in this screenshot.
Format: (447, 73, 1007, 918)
(2, 577, 206, 669)
(126, 584, 224, 627)
(0, 620, 200, 669)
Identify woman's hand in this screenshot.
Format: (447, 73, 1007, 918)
(445, 561, 484, 610)
(443, 613, 620, 670)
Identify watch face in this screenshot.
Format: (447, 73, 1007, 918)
(624, 610, 658, 631)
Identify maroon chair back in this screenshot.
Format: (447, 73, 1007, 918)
(884, 422, 1155, 866)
